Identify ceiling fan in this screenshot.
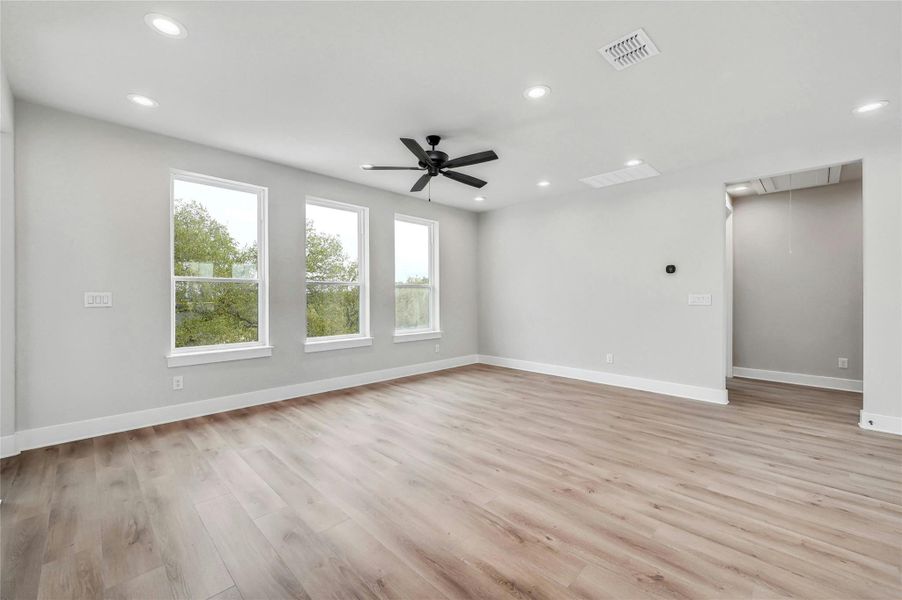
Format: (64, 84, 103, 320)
(363, 135, 498, 194)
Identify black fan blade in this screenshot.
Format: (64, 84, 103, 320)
(401, 138, 434, 167)
(442, 170, 487, 189)
(410, 173, 432, 192)
(365, 166, 424, 170)
(442, 150, 498, 170)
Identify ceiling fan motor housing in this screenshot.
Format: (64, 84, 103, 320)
(421, 135, 446, 174)
(421, 151, 448, 174)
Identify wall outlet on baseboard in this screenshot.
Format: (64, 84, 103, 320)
(838, 357, 848, 369)
(605, 353, 614, 364)
(434, 344, 440, 353)
(172, 376, 183, 391)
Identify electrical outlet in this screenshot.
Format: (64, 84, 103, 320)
(838, 357, 848, 369)
(172, 375, 183, 390)
(606, 353, 614, 364)
(434, 344, 440, 353)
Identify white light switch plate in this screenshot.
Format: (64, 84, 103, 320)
(688, 294, 712, 306)
(84, 292, 113, 307)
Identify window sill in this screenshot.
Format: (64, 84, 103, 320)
(393, 330, 443, 343)
(167, 345, 273, 368)
(304, 336, 373, 353)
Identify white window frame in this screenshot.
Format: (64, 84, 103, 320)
(167, 170, 271, 367)
(393, 214, 441, 343)
(304, 196, 371, 353)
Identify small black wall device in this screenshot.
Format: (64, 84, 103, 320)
(665, 265, 676, 274)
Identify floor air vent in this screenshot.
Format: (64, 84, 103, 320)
(599, 28, 660, 71)
(580, 163, 660, 189)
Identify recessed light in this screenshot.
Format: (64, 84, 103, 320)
(360, 164, 373, 170)
(145, 13, 187, 38)
(474, 196, 486, 202)
(537, 180, 550, 187)
(127, 94, 158, 108)
(524, 85, 551, 99)
(852, 100, 889, 114)
(624, 159, 644, 167)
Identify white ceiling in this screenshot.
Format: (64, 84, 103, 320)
(2, 1, 899, 211)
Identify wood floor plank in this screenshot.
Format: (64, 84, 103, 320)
(1, 512, 51, 600)
(194, 494, 309, 600)
(319, 518, 448, 600)
(93, 433, 132, 471)
(254, 507, 378, 600)
(238, 446, 348, 532)
(126, 427, 172, 482)
(206, 586, 244, 600)
(149, 422, 229, 505)
(3, 446, 59, 522)
(96, 465, 162, 589)
(201, 448, 287, 519)
(102, 566, 174, 600)
(43, 456, 101, 564)
(36, 546, 103, 600)
(57, 439, 95, 463)
(290, 438, 581, 599)
(139, 475, 234, 600)
(1, 366, 900, 599)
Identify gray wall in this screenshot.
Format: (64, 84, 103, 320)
(0, 67, 14, 438)
(733, 181, 863, 380)
(479, 167, 727, 391)
(478, 133, 901, 422)
(11, 101, 902, 434)
(15, 102, 478, 431)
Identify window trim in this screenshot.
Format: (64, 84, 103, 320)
(393, 213, 440, 339)
(167, 170, 270, 367)
(304, 196, 370, 352)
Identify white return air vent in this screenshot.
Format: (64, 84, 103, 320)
(599, 28, 660, 71)
(580, 163, 660, 189)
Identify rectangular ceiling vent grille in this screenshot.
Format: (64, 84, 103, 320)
(599, 28, 660, 71)
(580, 163, 660, 189)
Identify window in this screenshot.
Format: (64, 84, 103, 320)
(304, 197, 371, 352)
(394, 215, 440, 342)
(168, 171, 270, 367)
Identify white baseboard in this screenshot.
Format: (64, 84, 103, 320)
(478, 355, 728, 405)
(12, 354, 887, 456)
(732, 367, 863, 392)
(859, 411, 902, 435)
(8, 354, 479, 456)
(0, 435, 16, 459)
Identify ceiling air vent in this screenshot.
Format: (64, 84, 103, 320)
(599, 28, 660, 71)
(580, 163, 660, 189)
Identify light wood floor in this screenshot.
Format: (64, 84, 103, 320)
(2, 365, 900, 599)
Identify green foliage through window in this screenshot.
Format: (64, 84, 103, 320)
(394, 217, 435, 331)
(173, 194, 260, 348)
(395, 286, 430, 330)
(174, 199, 257, 278)
(305, 215, 361, 337)
(175, 281, 258, 347)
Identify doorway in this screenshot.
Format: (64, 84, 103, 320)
(724, 161, 863, 411)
